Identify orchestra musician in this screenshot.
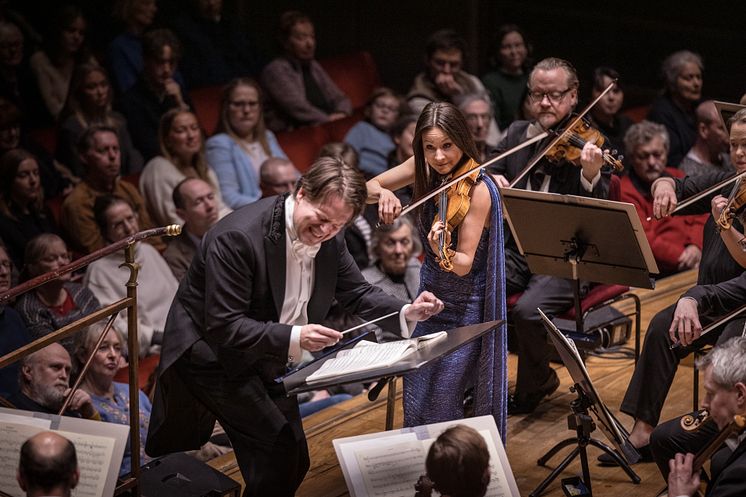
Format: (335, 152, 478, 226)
(145, 156, 443, 497)
(366, 101, 508, 437)
(487, 57, 609, 415)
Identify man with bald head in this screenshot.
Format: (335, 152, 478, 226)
(679, 100, 732, 175)
(9, 343, 99, 420)
(17, 431, 79, 497)
(260, 157, 301, 197)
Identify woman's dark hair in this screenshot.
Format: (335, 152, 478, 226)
(0, 148, 44, 219)
(426, 425, 490, 497)
(60, 63, 115, 123)
(412, 102, 479, 206)
(591, 66, 623, 93)
(42, 4, 90, 64)
(490, 23, 532, 70)
(93, 194, 133, 241)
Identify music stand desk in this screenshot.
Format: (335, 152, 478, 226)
(277, 320, 502, 429)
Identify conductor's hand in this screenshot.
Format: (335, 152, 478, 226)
(652, 178, 678, 219)
(668, 453, 700, 497)
(405, 291, 444, 322)
(378, 188, 402, 225)
(669, 298, 702, 347)
(299, 325, 342, 352)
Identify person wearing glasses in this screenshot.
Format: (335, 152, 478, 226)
(260, 10, 351, 132)
(206, 78, 288, 209)
(487, 57, 608, 415)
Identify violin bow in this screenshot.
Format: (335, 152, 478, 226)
(648, 170, 746, 221)
(398, 131, 548, 218)
(508, 79, 619, 188)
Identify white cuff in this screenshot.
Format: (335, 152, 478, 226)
(580, 170, 601, 192)
(399, 304, 416, 338)
(288, 325, 302, 364)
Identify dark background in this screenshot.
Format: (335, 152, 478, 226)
(11, 0, 746, 107)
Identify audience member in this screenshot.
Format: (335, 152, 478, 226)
(17, 431, 78, 497)
(107, 0, 158, 94)
(73, 322, 153, 476)
(139, 108, 230, 226)
(9, 343, 99, 419)
(60, 125, 163, 254)
(56, 63, 143, 177)
(259, 157, 300, 197)
(207, 78, 287, 208)
(481, 24, 532, 130)
(415, 425, 491, 497)
(169, 0, 264, 88)
(0, 149, 59, 269)
(344, 87, 408, 178)
(163, 177, 219, 281)
(260, 10, 351, 131)
(647, 50, 704, 167)
(0, 241, 31, 399)
(15, 234, 99, 355)
(28, 5, 94, 121)
(0, 21, 48, 126)
(620, 121, 705, 275)
(84, 195, 177, 357)
(0, 97, 71, 197)
(679, 100, 732, 177)
(318, 142, 373, 269)
(118, 28, 192, 161)
(385, 114, 418, 206)
(587, 66, 632, 160)
(459, 93, 497, 162)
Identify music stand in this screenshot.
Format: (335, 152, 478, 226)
(276, 320, 502, 430)
(501, 189, 658, 334)
(713, 100, 746, 131)
(530, 309, 640, 497)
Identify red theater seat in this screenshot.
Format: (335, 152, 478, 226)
(189, 85, 223, 135)
(276, 125, 331, 172)
(319, 51, 381, 110)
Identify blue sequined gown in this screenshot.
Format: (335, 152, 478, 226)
(403, 172, 508, 439)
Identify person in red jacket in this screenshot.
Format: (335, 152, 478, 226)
(620, 120, 707, 275)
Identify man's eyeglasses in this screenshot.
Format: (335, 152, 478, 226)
(527, 87, 573, 104)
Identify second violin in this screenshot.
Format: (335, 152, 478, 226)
(545, 116, 625, 172)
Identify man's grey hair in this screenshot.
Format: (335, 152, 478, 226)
(696, 336, 746, 389)
(623, 120, 670, 155)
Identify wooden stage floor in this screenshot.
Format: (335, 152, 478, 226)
(208, 269, 699, 496)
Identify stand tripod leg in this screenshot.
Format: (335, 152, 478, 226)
(537, 437, 579, 466)
(587, 439, 641, 483)
(579, 442, 592, 496)
(530, 446, 580, 497)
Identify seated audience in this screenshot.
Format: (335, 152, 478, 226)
(118, 28, 192, 161)
(415, 425, 491, 497)
(56, 63, 143, 177)
(318, 142, 373, 269)
(0, 241, 31, 399)
(0, 21, 48, 127)
(83, 195, 178, 357)
(139, 108, 230, 226)
(385, 114, 418, 206)
(9, 342, 100, 419)
(0, 97, 72, 197)
(459, 93, 497, 162)
(60, 125, 163, 254)
(0, 149, 58, 269)
(647, 50, 704, 167)
(259, 157, 300, 197)
(481, 24, 532, 130)
(587, 66, 633, 160)
(344, 87, 408, 178)
(163, 178, 219, 281)
(29, 5, 94, 121)
(260, 10, 351, 131)
(169, 0, 264, 88)
(207, 78, 287, 208)
(17, 431, 79, 497)
(620, 121, 705, 275)
(16, 234, 99, 354)
(73, 322, 153, 476)
(679, 100, 732, 177)
(107, 0, 158, 94)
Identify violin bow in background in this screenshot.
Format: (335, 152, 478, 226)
(509, 79, 619, 188)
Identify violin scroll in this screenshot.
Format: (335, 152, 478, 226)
(716, 177, 746, 231)
(680, 409, 710, 431)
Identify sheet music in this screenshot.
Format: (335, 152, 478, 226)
(0, 422, 116, 497)
(356, 439, 427, 497)
(0, 412, 51, 429)
(478, 429, 513, 497)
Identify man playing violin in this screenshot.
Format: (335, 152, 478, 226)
(664, 337, 746, 497)
(487, 57, 609, 415)
(606, 109, 746, 464)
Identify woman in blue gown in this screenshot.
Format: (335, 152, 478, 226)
(366, 102, 508, 438)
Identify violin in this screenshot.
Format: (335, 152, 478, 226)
(716, 176, 746, 231)
(545, 116, 625, 172)
(432, 159, 481, 272)
(681, 409, 710, 431)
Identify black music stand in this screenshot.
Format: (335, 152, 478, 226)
(531, 309, 640, 497)
(276, 320, 503, 430)
(501, 189, 658, 334)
